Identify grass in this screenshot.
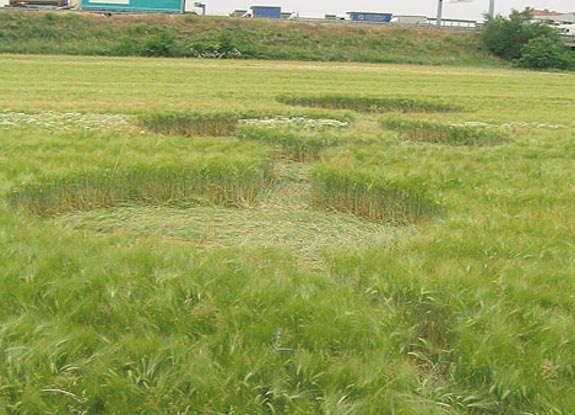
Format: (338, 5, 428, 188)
(0, 11, 497, 66)
(51, 204, 394, 262)
(310, 166, 442, 223)
(137, 112, 240, 137)
(235, 126, 341, 162)
(137, 111, 352, 138)
(8, 160, 272, 216)
(277, 95, 463, 113)
(0, 55, 575, 414)
(380, 116, 511, 146)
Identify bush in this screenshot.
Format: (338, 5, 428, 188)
(516, 36, 571, 70)
(482, 8, 560, 60)
(189, 31, 242, 59)
(141, 30, 180, 57)
(113, 35, 143, 56)
(113, 30, 183, 57)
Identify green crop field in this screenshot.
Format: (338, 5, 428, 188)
(1, 54, 574, 414)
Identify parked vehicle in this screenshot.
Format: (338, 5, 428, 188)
(9, 0, 67, 6)
(556, 24, 575, 37)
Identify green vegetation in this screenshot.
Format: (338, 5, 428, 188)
(236, 126, 341, 162)
(380, 116, 510, 146)
(138, 112, 241, 136)
(482, 9, 575, 70)
(277, 95, 463, 113)
(9, 159, 272, 216)
(0, 11, 496, 66)
(310, 166, 441, 223)
(137, 111, 352, 141)
(1, 55, 575, 414)
(516, 35, 574, 70)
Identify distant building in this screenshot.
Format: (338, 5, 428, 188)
(531, 9, 564, 23)
(531, 10, 575, 32)
(531, 10, 575, 24)
(554, 13, 575, 24)
(347, 11, 392, 23)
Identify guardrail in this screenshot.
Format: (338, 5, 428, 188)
(247, 16, 480, 32)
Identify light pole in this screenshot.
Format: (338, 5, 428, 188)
(488, 0, 495, 19)
(437, 0, 443, 27)
(194, 1, 206, 16)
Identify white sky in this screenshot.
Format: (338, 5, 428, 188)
(202, 1, 574, 21)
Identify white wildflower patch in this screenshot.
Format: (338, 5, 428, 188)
(460, 121, 491, 128)
(499, 122, 566, 130)
(190, 47, 242, 59)
(240, 117, 349, 129)
(457, 121, 566, 130)
(0, 110, 132, 132)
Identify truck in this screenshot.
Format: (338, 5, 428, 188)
(249, 5, 281, 19)
(347, 12, 392, 24)
(9, 0, 68, 7)
(79, 0, 184, 14)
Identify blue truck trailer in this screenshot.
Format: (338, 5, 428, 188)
(250, 5, 281, 19)
(347, 11, 393, 23)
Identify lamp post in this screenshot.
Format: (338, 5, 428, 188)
(437, 0, 443, 27)
(488, 0, 495, 19)
(194, 1, 206, 16)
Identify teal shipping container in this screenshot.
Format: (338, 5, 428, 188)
(81, 0, 184, 13)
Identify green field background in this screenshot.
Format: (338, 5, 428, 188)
(1, 55, 574, 414)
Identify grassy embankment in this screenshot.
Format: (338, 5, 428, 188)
(0, 55, 574, 414)
(0, 10, 497, 66)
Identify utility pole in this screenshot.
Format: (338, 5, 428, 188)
(488, 0, 495, 19)
(437, 0, 443, 27)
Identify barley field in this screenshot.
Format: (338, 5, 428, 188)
(1, 54, 574, 414)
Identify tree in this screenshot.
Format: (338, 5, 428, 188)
(482, 8, 560, 60)
(516, 36, 570, 70)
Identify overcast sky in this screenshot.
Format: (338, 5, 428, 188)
(203, 1, 574, 20)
